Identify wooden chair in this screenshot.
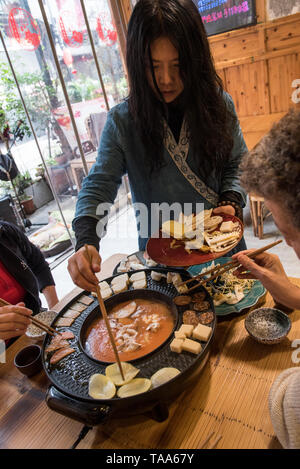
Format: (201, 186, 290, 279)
(249, 194, 271, 239)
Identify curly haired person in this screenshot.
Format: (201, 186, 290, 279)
(233, 108, 300, 311)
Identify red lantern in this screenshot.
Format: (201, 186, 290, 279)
(63, 48, 73, 66)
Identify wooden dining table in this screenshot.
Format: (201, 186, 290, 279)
(1, 253, 300, 450)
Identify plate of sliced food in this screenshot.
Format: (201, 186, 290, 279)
(188, 258, 267, 316)
(146, 209, 244, 267)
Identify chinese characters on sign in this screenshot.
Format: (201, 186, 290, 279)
(193, 0, 256, 36)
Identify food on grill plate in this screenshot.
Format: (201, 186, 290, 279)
(50, 347, 75, 365)
(89, 373, 116, 399)
(117, 378, 152, 398)
(117, 254, 157, 273)
(106, 362, 140, 386)
(85, 298, 175, 362)
(88, 363, 181, 400)
(78, 295, 94, 306)
(170, 321, 212, 354)
(192, 323, 212, 342)
(173, 295, 192, 306)
(161, 209, 241, 254)
(150, 367, 181, 388)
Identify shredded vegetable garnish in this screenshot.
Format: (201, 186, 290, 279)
(200, 263, 255, 306)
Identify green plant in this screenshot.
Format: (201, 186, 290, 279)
(14, 171, 33, 198)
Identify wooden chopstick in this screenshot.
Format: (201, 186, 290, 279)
(0, 297, 61, 337)
(180, 239, 282, 289)
(84, 245, 125, 381)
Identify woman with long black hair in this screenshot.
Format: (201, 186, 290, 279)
(68, 0, 248, 291)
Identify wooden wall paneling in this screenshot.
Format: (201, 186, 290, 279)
(225, 61, 269, 117)
(210, 30, 259, 64)
(265, 18, 300, 52)
(268, 53, 300, 112)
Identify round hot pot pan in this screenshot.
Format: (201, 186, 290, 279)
(43, 269, 216, 426)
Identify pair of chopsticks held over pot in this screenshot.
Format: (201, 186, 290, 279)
(0, 297, 62, 337)
(84, 245, 125, 381)
(179, 240, 282, 293)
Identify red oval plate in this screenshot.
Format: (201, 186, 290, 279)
(146, 213, 244, 267)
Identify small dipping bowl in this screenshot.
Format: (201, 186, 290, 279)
(14, 344, 43, 376)
(245, 307, 291, 345)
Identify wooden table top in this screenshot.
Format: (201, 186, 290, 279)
(1, 254, 300, 449)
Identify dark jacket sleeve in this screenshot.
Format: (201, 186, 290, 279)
(5, 223, 55, 292)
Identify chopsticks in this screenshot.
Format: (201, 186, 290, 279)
(182, 240, 282, 293)
(0, 297, 61, 337)
(84, 245, 125, 381)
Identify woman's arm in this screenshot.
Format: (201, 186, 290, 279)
(42, 285, 59, 309)
(220, 93, 248, 207)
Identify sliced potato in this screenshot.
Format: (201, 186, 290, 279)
(117, 378, 151, 398)
(150, 367, 181, 388)
(113, 301, 137, 319)
(88, 374, 116, 399)
(106, 362, 139, 386)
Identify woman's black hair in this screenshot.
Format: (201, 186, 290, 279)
(126, 0, 235, 173)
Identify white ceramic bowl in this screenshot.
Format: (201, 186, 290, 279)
(26, 310, 58, 341)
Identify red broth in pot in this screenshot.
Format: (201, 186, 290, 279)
(85, 299, 175, 362)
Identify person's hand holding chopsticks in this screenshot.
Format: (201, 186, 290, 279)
(0, 302, 32, 341)
(68, 245, 101, 292)
(233, 250, 300, 310)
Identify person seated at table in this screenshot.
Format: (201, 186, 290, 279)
(233, 108, 300, 310)
(68, 0, 248, 291)
(0, 220, 59, 341)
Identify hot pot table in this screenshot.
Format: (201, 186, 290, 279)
(1, 253, 300, 449)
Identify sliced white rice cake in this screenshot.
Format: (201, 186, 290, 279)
(111, 273, 129, 286)
(132, 278, 147, 289)
(111, 280, 128, 294)
(129, 271, 146, 283)
(101, 287, 113, 300)
(99, 281, 110, 291)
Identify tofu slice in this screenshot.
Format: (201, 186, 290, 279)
(192, 323, 212, 342)
(132, 278, 147, 289)
(111, 280, 128, 294)
(101, 287, 113, 300)
(130, 271, 146, 283)
(170, 338, 184, 353)
(182, 338, 202, 354)
(178, 324, 194, 338)
(99, 281, 110, 291)
(174, 330, 186, 339)
(111, 274, 129, 286)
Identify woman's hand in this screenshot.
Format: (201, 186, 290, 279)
(213, 205, 235, 216)
(233, 250, 300, 310)
(67, 245, 101, 291)
(0, 303, 32, 341)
